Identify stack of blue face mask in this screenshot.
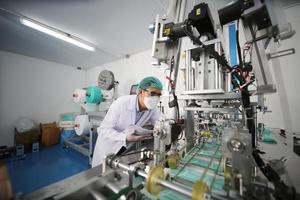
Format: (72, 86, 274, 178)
(261, 127, 277, 144)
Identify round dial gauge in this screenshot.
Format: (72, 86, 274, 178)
(98, 70, 115, 90)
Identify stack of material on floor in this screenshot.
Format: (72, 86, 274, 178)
(14, 117, 40, 150)
(15, 129, 40, 151)
(0, 146, 14, 159)
(41, 122, 60, 147)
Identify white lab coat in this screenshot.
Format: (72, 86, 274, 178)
(92, 95, 160, 167)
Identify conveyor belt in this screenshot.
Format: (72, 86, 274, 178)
(144, 138, 226, 199)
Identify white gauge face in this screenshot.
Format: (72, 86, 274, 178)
(98, 70, 115, 90)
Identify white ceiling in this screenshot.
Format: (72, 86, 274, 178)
(0, 0, 166, 68)
(1, 0, 296, 69)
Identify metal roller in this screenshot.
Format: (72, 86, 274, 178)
(167, 153, 180, 169)
(145, 166, 165, 195)
(191, 181, 209, 200)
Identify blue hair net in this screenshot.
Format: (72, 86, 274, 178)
(136, 76, 163, 95)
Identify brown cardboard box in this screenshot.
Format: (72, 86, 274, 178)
(40, 122, 60, 147)
(14, 129, 40, 150)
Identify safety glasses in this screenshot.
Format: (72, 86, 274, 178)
(143, 89, 162, 97)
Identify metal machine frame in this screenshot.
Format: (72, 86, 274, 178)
(63, 112, 105, 164)
(64, 71, 119, 165)
(21, 1, 299, 200)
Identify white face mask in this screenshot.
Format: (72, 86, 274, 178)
(143, 96, 160, 110)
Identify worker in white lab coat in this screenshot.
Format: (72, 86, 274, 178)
(92, 76, 163, 167)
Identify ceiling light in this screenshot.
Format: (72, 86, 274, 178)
(20, 18, 95, 51)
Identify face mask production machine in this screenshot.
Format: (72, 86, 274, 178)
(60, 70, 118, 165)
(22, 1, 300, 200)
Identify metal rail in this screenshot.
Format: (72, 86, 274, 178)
(108, 157, 195, 198)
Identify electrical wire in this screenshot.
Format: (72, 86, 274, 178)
(182, 26, 231, 70)
(177, 125, 183, 140)
(244, 25, 258, 63)
(236, 19, 243, 67)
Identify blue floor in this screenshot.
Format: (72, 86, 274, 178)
(5, 144, 90, 195)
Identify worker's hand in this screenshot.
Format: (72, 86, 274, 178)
(124, 125, 153, 142)
(126, 133, 152, 142)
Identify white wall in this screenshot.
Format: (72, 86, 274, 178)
(86, 50, 166, 96)
(0, 51, 85, 146)
(257, 5, 300, 133)
(257, 6, 300, 189)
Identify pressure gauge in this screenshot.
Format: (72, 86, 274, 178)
(98, 70, 115, 90)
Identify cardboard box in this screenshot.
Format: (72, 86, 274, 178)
(40, 122, 60, 147)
